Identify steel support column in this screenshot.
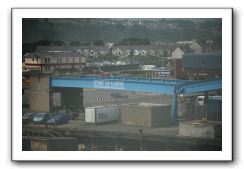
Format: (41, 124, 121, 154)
(171, 93, 178, 124)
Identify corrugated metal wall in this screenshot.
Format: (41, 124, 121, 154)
(182, 52, 222, 70)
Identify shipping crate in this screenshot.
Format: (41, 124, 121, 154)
(120, 103, 171, 127)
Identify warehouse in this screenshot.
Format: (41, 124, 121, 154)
(175, 52, 222, 80)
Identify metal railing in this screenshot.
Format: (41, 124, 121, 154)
(52, 75, 192, 85)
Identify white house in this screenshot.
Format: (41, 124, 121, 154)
(140, 49, 148, 56)
(176, 40, 203, 54)
(172, 47, 184, 59)
(189, 41, 202, 53)
(133, 49, 140, 56)
(112, 48, 124, 57)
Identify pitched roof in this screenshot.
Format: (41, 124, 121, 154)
(35, 46, 72, 52)
(25, 52, 83, 58)
(112, 45, 160, 51)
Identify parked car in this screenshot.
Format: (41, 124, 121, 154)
(22, 113, 35, 124)
(32, 112, 51, 124)
(47, 114, 69, 125)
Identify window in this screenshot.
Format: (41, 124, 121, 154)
(57, 58, 59, 63)
(79, 58, 82, 63)
(66, 58, 68, 63)
(45, 58, 48, 63)
(201, 56, 204, 65)
(32, 58, 34, 61)
(73, 58, 75, 62)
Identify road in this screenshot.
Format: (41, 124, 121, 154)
(83, 89, 173, 107)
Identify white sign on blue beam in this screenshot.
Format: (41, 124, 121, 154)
(94, 80, 125, 90)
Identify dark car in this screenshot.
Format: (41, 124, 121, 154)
(32, 112, 51, 124)
(22, 113, 35, 124)
(47, 114, 69, 125)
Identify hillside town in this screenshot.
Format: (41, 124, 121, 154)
(22, 18, 222, 151)
(23, 39, 221, 80)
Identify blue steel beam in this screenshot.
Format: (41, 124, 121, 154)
(178, 79, 222, 94)
(51, 76, 192, 95)
(52, 78, 175, 94)
(69, 76, 191, 85)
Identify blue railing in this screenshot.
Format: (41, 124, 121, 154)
(53, 75, 192, 85)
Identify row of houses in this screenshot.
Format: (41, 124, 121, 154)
(23, 40, 216, 74)
(28, 40, 204, 58)
(34, 44, 172, 58)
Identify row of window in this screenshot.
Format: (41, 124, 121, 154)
(45, 58, 50, 63)
(44, 65, 84, 71)
(42, 57, 84, 63)
(32, 58, 38, 62)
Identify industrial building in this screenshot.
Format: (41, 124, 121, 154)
(175, 52, 222, 80)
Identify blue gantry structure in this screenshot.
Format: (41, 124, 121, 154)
(51, 76, 222, 123)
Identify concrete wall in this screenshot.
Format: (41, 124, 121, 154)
(179, 120, 222, 139)
(29, 75, 49, 90)
(29, 90, 50, 112)
(29, 74, 50, 112)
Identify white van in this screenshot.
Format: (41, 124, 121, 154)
(196, 96, 205, 106)
(196, 95, 222, 106)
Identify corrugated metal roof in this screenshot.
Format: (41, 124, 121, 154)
(182, 52, 222, 70)
(24, 53, 40, 58)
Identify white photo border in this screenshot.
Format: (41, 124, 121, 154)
(12, 8, 232, 161)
